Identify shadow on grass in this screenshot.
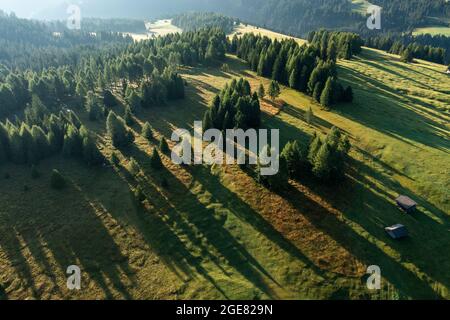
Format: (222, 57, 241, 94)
(0, 163, 135, 299)
(338, 65, 450, 152)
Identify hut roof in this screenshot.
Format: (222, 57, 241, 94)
(385, 224, 408, 239)
(396, 195, 417, 210)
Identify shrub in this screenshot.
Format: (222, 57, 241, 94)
(50, 169, 66, 189)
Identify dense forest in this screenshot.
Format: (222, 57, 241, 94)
(172, 12, 238, 34)
(48, 17, 147, 33)
(0, 27, 230, 168)
(365, 34, 449, 64)
(0, 11, 133, 70)
(367, 0, 450, 32)
(231, 30, 359, 108)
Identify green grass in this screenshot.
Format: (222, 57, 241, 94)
(413, 26, 450, 36)
(0, 43, 449, 299)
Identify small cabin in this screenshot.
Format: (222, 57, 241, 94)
(385, 224, 408, 239)
(396, 195, 417, 213)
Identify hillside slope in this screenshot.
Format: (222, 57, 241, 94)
(0, 24, 449, 300)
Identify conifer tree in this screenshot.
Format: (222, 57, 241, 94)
(159, 137, 170, 154)
(150, 148, 163, 169)
(305, 107, 314, 125)
(106, 111, 134, 148)
(320, 77, 333, 108)
(312, 82, 323, 102)
(268, 80, 281, 101)
(257, 83, 265, 99)
(124, 106, 134, 126)
(141, 122, 153, 141)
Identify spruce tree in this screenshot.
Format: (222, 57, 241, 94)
(312, 82, 323, 102)
(257, 83, 265, 99)
(124, 106, 134, 126)
(268, 80, 281, 101)
(320, 77, 333, 108)
(159, 137, 170, 154)
(141, 122, 153, 141)
(150, 148, 163, 170)
(312, 143, 332, 180)
(305, 107, 314, 125)
(82, 135, 104, 166)
(106, 111, 134, 148)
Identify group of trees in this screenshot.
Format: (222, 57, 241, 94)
(203, 78, 261, 131)
(0, 10, 133, 70)
(365, 35, 447, 64)
(232, 32, 354, 108)
(172, 12, 238, 34)
(0, 108, 104, 167)
(308, 30, 363, 61)
(281, 127, 351, 182)
(0, 27, 229, 120)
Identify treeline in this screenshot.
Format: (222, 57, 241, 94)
(49, 18, 147, 33)
(0, 103, 103, 167)
(365, 34, 448, 64)
(0, 28, 228, 119)
(367, 0, 450, 32)
(0, 11, 133, 70)
(231, 31, 357, 108)
(202, 78, 261, 131)
(172, 12, 238, 34)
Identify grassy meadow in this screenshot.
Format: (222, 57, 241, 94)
(413, 26, 450, 36)
(0, 23, 449, 300)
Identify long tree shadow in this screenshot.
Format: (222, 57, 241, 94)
(281, 181, 443, 299)
(338, 66, 450, 152)
(191, 164, 329, 280)
(0, 163, 135, 299)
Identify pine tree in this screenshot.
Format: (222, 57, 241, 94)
(308, 134, 322, 164)
(268, 80, 281, 101)
(82, 135, 104, 166)
(159, 137, 170, 154)
(31, 125, 49, 161)
(257, 83, 265, 99)
(150, 148, 163, 170)
(320, 77, 333, 108)
(127, 90, 141, 113)
(401, 49, 414, 63)
(8, 127, 25, 164)
(62, 125, 82, 157)
(312, 143, 332, 180)
(305, 107, 314, 125)
(103, 89, 116, 108)
(124, 106, 134, 126)
(312, 82, 323, 102)
(127, 157, 140, 176)
(141, 122, 153, 141)
(106, 111, 134, 148)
